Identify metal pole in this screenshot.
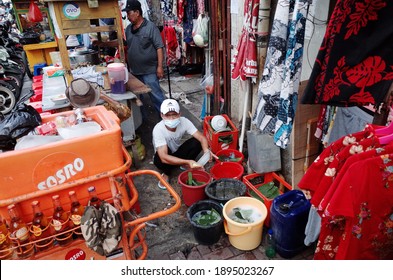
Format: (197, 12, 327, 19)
(162, 23, 172, 99)
(160, 2, 172, 99)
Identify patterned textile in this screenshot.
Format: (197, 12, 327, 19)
(182, 0, 198, 43)
(252, 0, 310, 148)
(161, 0, 173, 17)
(161, 25, 179, 66)
(81, 201, 122, 256)
(317, 155, 393, 259)
(299, 127, 393, 259)
(177, 0, 185, 24)
(302, 0, 393, 107)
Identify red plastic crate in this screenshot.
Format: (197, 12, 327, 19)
(243, 172, 292, 227)
(33, 75, 43, 83)
(30, 88, 43, 102)
(32, 83, 43, 91)
(203, 114, 239, 153)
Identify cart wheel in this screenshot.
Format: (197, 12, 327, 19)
(5, 73, 23, 89)
(0, 85, 16, 114)
(3, 78, 21, 100)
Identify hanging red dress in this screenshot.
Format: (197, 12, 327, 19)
(327, 155, 393, 259)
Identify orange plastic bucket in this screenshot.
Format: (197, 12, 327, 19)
(178, 170, 211, 206)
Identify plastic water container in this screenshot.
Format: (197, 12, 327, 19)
(270, 190, 311, 259)
(107, 63, 128, 94)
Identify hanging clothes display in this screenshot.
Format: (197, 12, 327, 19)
(252, 0, 310, 149)
(327, 106, 373, 145)
(182, 0, 197, 44)
(177, 0, 185, 24)
(302, 0, 393, 107)
(161, 0, 173, 18)
(161, 24, 179, 66)
(298, 124, 393, 259)
(231, 0, 260, 82)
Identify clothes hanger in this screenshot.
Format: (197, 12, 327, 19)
(378, 131, 393, 145)
(375, 121, 393, 136)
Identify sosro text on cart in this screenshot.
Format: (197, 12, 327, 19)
(37, 158, 84, 190)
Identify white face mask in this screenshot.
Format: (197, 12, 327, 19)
(164, 118, 180, 129)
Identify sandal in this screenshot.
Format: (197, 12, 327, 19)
(157, 173, 169, 190)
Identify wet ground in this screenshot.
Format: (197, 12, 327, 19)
(20, 73, 314, 260)
(125, 75, 315, 260)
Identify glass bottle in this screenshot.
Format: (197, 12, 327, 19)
(7, 204, 34, 259)
(68, 191, 85, 236)
(31, 200, 54, 251)
(0, 214, 13, 260)
(87, 186, 102, 209)
(74, 108, 87, 124)
(51, 195, 73, 246)
(265, 228, 276, 259)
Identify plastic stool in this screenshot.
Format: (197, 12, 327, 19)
(30, 89, 43, 102)
(33, 75, 43, 83)
(33, 63, 47, 76)
(28, 101, 43, 113)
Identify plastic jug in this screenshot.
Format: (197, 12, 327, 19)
(107, 63, 128, 94)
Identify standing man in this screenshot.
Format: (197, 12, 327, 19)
(123, 0, 166, 116)
(153, 99, 210, 189)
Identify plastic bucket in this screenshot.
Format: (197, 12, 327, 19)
(223, 196, 267, 250)
(186, 200, 224, 245)
(210, 162, 244, 180)
(215, 149, 244, 164)
(205, 178, 247, 204)
(178, 170, 212, 206)
(270, 190, 311, 258)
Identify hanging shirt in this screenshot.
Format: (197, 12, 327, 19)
(301, 0, 393, 107)
(252, 0, 311, 148)
(327, 155, 393, 259)
(298, 124, 376, 196)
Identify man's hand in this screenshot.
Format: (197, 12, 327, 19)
(188, 160, 202, 169)
(157, 66, 164, 79)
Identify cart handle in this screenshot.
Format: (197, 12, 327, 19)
(0, 146, 132, 207)
(123, 170, 181, 227)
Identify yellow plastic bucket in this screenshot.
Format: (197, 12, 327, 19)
(223, 196, 267, 250)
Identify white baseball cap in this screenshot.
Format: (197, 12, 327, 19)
(160, 99, 180, 114)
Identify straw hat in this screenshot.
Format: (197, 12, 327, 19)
(65, 78, 100, 108)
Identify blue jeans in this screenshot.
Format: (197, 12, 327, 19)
(134, 73, 165, 116)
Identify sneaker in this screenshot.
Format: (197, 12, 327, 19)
(157, 173, 169, 190)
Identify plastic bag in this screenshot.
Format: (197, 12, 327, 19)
(192, 14, 209, 47)
(0, 93, 42, 150)
(200, 73, 214, 94)
(27, 0, 43, 23)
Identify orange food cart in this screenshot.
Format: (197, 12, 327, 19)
(0, 106, 181, 260)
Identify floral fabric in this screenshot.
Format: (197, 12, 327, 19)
(252, 0, 310, 148)
(299, 125, 393, 259)
(302, 0, 393, 107)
